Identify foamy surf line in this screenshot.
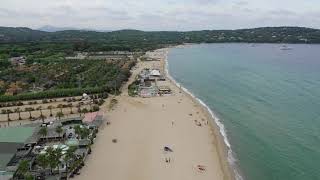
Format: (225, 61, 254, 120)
(163, 48, 244, 180)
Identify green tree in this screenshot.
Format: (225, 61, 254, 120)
(47, 105, 54, 117)
(92, 105, 100, 112)
(38, 126, 48, 142)
(46, 147, 63, 175)
(2, 109, 12, 126)
(64, 146, 77, 176)
(89, 102, 93, 112)
(56, 111, 64, 120)
(80, 127, 90, 139)
(57, 104, 63, 113)
(74, 125, 82, 139)
(46, 147, 55, 174)
(14, 107, 22, 120)
(76, 103, 82, 116)
(37, 106, 45, 123)
(25, 173, 34, 180)
(68, 103, 73, 114)
(36, 154, 48, 172)
(25, 107, 34, 120)
(16, 160, 30, 179)
(1, 109, 6, 115)
(55, 125, 63, 139)
(39, 114, 46, 123)
(55, 148, 63, 173)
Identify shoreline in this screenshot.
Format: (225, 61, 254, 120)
(162, 47, 238, 180)
(75, 46, 237, 180)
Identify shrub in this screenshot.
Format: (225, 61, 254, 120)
(42, 99, 48, 104)
(92, 105, 100, 112)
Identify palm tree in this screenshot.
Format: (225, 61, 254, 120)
(25, 107, 34, 120)
(89, 102, 93, 112)
(6, 109, 13, 126)
(39, 114, 46, 123)
(7, 109, 13, 120)
(56, 111, 64, 120)
(46, 147, 55, 174)
(24, 172, 34, 180)
(74, 125, 82, 139)
(76, 103, 82, 116)
(25, 173, 34, 180)
(57, 104, 63, 114)
(68, 103, 74, 114)
(14, 107, 22, 120)
(2, 110, 7, 126)
(47, 105, 53, 117)
(64, 146, 77, 176)
(37, 106, 45, 123)
(80, 127, 90, 140)
(16, 159, 30, 179)
(55, 148, 63, 174)
(47, 147, 63, 175)
(38, 126, 48, 142)
(55, 125, 63, 140)
(36, 154, 48, 172)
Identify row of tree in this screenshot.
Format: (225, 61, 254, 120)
(0, 92, 108, 108)
(0, 87, 107, 102)
(1, 102, 101, 125)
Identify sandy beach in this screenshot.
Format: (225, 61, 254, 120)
(75, 48, 234, 180)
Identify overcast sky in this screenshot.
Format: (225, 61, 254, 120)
(0, 0, 319, 31)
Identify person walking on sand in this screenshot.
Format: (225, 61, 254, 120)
(172, 120, 174, 126)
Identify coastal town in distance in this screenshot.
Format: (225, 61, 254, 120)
(1, 1, 320, 180)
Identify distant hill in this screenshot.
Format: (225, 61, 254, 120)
(37, 25, 111, 32)
(38, 25, 82, 32)
(0, 27, 48, 42)
(0, 26, 320, 44)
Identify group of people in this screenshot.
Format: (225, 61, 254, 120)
(194, 117, 209, 127)
(165, 157, 172, 163)
(164, 146, 173, 164)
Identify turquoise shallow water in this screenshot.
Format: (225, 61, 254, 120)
(167, 44, 320, 180)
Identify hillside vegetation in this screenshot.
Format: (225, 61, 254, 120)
(1, 26, 320, 46)
(0, 26, 319, 102)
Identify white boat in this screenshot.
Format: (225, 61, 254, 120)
(280, 45, 293, 50)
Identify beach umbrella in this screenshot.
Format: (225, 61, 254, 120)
(164, 146, 173, 152)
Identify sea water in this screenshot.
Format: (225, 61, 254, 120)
(167, 44, 320, 180)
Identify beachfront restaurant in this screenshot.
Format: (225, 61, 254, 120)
(138, 86, 158, 98)
(158, 86, 172, 95)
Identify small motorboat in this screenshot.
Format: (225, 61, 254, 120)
(280, 45, 293, 50)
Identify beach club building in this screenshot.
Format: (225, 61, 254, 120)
(0, 127, 38, 180)
(0, 115, 105, 179)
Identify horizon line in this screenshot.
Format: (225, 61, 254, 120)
(1, 25, 319, 33)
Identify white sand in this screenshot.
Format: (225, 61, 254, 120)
(75, 49, 234, 180)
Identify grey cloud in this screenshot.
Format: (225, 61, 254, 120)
(0, 0, 319, 30)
